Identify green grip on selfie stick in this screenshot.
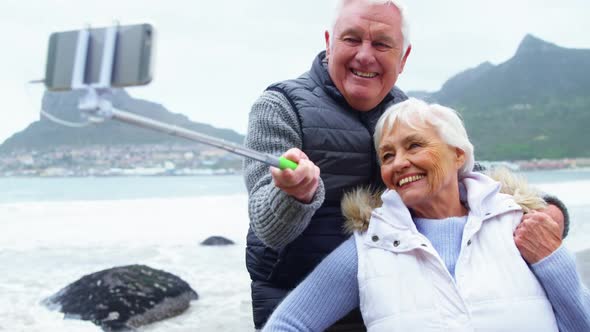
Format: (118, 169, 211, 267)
(279, 156, 298, 170)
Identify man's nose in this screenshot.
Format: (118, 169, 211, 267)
(355, 41, 375, 65)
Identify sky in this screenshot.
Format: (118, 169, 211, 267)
(1, 0, 589, 143)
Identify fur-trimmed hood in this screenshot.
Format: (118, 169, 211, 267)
(342, 168, 547, 233)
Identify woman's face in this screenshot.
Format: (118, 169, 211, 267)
(378, 120, 465, 215)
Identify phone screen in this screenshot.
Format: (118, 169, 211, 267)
(45, 24, 153, 91)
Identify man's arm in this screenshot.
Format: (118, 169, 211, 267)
(244, 90, 325, 250)
(542, 194, 570, 238)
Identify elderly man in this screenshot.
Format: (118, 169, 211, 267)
(243, 0, 567, 330)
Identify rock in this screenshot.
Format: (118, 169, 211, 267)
(43, 265, 198, 331)
(200, 236, 234, 246)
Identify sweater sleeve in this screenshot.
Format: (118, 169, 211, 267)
(542, 194, 570, 238)
(531, 245, 590, 331)
(243, 90, 325, 250)
(262, 237, 359, 332)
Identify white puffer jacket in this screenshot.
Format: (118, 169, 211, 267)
(353, 172, 558, 331)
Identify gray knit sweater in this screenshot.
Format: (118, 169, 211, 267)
(243, 90, 326, 250)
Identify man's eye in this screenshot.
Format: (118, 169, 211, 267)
(374, 42, 391, 50)
(343, 37, 360, 44)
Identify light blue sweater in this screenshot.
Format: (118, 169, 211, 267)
(413, 216, 468, 278)
(263, 217, 590, 331)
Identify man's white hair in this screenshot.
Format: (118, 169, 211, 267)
(373, 98, 475, 176)
(331, 0, 411, 58)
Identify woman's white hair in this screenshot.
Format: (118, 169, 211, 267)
(331, 0, 411, 58)
(373, 98, 475, 176)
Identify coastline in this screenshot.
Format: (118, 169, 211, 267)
(1, 154, 589, 177)
(479, 158, 590, 172)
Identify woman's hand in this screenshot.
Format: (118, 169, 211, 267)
(514, 207, 564, 264)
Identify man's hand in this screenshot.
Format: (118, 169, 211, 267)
(514, 209, 563, 264)
(270, 148, 320, 204)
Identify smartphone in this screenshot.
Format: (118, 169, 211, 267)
(44, 23, 154, 91)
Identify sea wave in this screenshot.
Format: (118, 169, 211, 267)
(0, 195, 249, 250)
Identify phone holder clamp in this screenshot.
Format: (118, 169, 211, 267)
(71, 24, 119, 122)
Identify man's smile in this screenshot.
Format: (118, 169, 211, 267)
(351, 69, 378, 78)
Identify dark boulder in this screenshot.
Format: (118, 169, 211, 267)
(43, 265, 198, 331)
(200, 236, 234, 246)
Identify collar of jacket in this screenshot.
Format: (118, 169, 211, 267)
(341, 172, 540, 233)
(362, 172, 522, 253)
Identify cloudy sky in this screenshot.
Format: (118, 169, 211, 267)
(1, 0, 589, 143)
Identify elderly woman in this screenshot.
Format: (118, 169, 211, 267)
(262, 98, 590, 331)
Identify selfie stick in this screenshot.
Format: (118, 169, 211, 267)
(107, 109, 298, 170)
(68, 25, 298, 171)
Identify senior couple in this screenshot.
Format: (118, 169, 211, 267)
(244, 0, 590, 331)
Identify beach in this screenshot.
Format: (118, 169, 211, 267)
(0, 171, 589, 331)
(0, 194, 254, 331)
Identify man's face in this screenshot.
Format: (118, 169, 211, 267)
(325, 1, 410, 111)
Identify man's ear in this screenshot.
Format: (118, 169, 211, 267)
(325, 30, 331, 60)
(399, 44, 411, 74)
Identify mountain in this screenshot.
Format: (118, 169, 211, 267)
(3, 35, 588, 161)
(408, 34, 590, 160)
(0, 89, 244, 153)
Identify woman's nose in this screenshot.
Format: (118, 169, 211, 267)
(391, 153, 410, 171)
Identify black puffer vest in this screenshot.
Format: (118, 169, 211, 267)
(246, 51, 407, 328)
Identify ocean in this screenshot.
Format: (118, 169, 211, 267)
(1, 170, 589, 331)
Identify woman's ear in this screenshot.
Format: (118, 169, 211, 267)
(455, 147, 466, 169)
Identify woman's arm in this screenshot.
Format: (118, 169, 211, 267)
(531, 245, 590, 332)
(514, 209, 589, 330)
(263, 237, 360, 332)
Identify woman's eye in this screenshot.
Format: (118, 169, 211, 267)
(409, 143, 421, 149)
(382, 153, 395, 162)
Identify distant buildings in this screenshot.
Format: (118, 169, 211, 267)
(478, 158, 590, 172)
(0, 144, 243, 177)
(1, 145, 589, 177)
